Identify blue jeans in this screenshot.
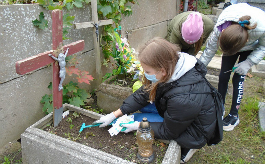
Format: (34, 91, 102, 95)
(132, 103, 164, 122)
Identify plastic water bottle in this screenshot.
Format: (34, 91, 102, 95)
(136, 117, 155, 163)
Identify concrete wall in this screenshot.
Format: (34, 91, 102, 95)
(237, 0, 265, 10)
(0, 1, 179, 149)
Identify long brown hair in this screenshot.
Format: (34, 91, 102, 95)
(138, 37, 180, 101)
(219, 16, 257, 55)
(194, 35, 204, 55)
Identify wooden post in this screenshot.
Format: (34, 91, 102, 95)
(16, 9, 85, 127)
(74, 0, 113, 84)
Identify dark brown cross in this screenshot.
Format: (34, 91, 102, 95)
(15, 9, 85, 127)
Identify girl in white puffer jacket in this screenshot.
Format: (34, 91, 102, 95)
(199, 3, 265, 131)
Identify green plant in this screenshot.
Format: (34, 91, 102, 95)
(40, 55, 93, 114)
(102, 30, 138, 81)
(3, 156, 11, 164)
(66, 117, 75, 129)
(40, 81, 92, 114)
(198, 0, 209, 9)
(64, 132, 81, 141)
(85, 132, 95, 138)
(72, 111, 80, 118)
(32, 12, 48, 30)
(32, 0, 138, 84)
(0, 149, 22, 164)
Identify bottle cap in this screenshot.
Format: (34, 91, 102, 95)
(139, 117, 151, 133)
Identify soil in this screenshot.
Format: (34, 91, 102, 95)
(43, 111, 168, 164)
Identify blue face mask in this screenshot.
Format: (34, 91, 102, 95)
(144, 72, 159, 83)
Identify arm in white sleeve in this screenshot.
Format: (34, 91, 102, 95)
(247, 34, 265, 65)
(199, 28, 220, 66)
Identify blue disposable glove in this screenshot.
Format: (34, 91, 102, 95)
(94, 112, 116, 128)
(121, 121, 140, 133)
(234, 59, 254, 75)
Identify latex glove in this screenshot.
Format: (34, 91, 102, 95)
(94, 112, 116, 128)
(121, 121, 140, 133)
(234, 59, 254, 75)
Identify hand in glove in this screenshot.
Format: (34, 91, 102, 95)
(234, 59, 254, 75)
(121, 121, 140, 133)
(94, 112, 116, 127)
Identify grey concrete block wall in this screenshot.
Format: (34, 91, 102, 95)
(120, 0, 178, 50)
(237, 0, 265, 11)
(0, 1, 179, 149)
(0, 4, 98, 149)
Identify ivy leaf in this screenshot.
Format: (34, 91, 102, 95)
(42, 100, 53, 114)
(63, 13, 75, 26)
(65, 2, 74, 10)
(37, 0, 54, 7)
(64, 0, 73, 3)
(74, 88, 90, 100)
(69, 97, 85, 107)
(63, 87, 69, 95)
(48, 5, 63, 10)
(119, 0, 126, 6)
(99, 5, 112, 17)
(65, 83, 78, 93)
(73, 0, 83, 8)
(32, 12, 48, 30)
(46, 103, 54, 114)
(40, 94, 52, 104)
(48, 82, 52, 90)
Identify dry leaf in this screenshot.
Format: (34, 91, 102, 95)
(247, 73, 253, 78)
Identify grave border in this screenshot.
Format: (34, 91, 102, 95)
(21, 104, 180, 164)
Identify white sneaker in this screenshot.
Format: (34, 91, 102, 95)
(180, 149, 198, 163)
(223, 114, 240, 131)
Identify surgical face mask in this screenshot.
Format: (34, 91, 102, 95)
(144, 72, 159, 83)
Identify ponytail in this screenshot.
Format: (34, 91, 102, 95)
(219, 15, 257, 56)
(238, 16, 257, 30)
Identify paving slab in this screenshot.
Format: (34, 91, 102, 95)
(259, 102, 265, 132)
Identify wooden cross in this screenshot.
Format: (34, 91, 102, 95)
(74, 0, 113, 83)
(15, 9, 85, 127)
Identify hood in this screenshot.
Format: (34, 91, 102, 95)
(167, 52, 197, 83)
(216, 3, 258, 27)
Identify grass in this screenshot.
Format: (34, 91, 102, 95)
(0, 149, 22, 164)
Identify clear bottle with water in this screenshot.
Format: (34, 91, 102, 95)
(136, 117, 155, 163)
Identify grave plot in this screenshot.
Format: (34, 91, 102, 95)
(17, 7, 181, 164)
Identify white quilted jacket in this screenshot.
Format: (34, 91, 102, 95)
(200, 3, 265, 66)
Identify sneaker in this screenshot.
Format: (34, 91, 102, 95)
(180, 148, 198, 163)
(223, 114, 240, 131)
